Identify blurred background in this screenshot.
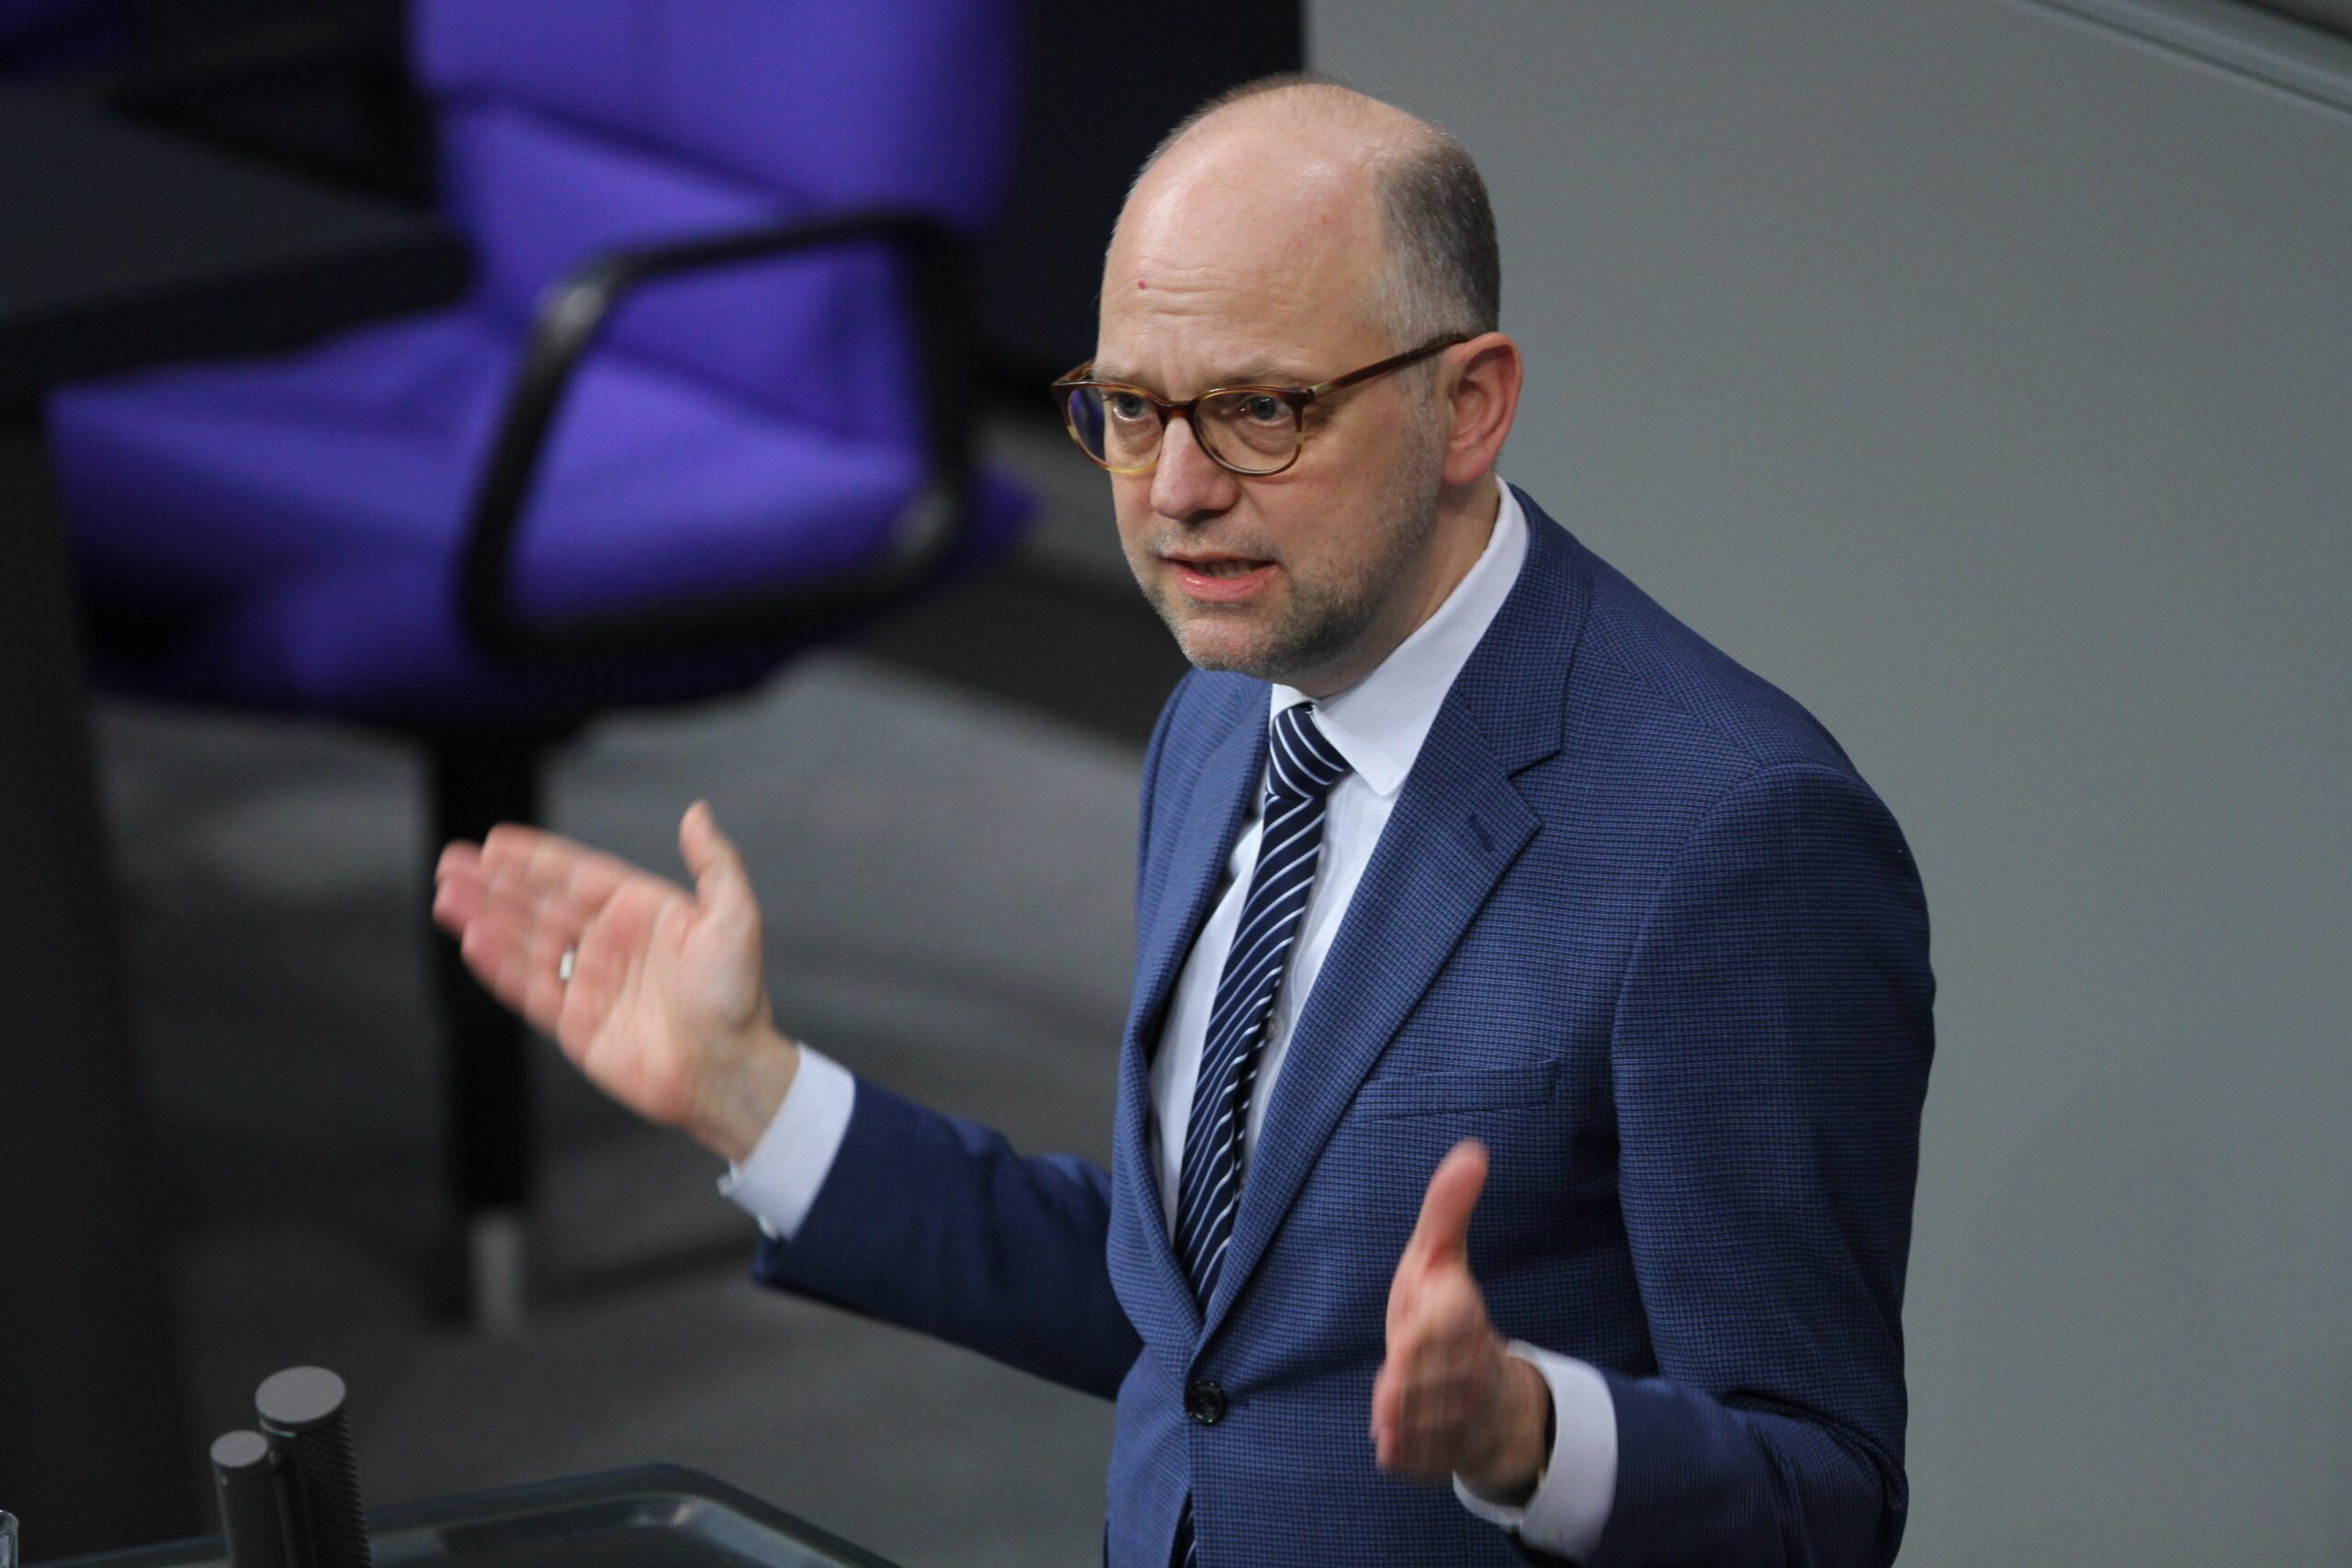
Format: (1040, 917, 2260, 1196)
(0, 3, 2344, 1565)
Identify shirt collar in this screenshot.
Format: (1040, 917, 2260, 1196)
(1271, 480, 1531, 798)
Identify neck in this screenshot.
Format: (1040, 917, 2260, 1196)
(1292, 472, 1502, 700)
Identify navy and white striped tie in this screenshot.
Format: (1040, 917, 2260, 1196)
(1170, 703, 1351, 1568)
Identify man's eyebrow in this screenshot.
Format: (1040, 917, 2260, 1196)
(1217, 362, 1316, 387)
(1086, 361, 1316, 390)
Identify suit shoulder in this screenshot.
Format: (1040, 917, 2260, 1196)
(1561, 532, 1861, 792)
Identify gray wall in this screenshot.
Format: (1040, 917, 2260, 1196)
(1310, 3, 2350, 1562)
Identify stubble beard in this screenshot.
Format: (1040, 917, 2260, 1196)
(1145, 416, 1448, 687)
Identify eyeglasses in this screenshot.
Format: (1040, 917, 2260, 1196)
(1051, 333, 1469, 478)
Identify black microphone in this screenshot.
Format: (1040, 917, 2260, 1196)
(210, 1431, 293, 1568)
(254, 1368, 373, 1568)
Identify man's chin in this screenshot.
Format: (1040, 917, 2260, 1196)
(1153, 602, 1276, 680)
(1170, 625, 1272, 679)
(1146, 580, 1349, 685)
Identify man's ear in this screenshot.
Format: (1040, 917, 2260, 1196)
(1441, 332, 1523, 488)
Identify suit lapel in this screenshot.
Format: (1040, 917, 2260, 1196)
(1201, 709, 1535, 1340)
(1200, 494, 1592, 1343)
(1126, 708, 1265, 1073)
(1110, 699, 1265, 1344)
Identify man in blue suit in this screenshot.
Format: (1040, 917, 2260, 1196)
(436, 77, 1933, 1566)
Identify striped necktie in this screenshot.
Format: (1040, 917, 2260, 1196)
(1170, 703, 1351, 1568)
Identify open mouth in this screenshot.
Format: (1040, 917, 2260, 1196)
(1166, 553, 1276, 602)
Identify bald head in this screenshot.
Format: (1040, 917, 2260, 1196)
(1144, 75, 1433, 176)
(1112, 76, 1498, 351)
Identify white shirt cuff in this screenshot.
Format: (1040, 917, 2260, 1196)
(714, 1044, 856, 1242)
(1453, 1343, 1618, 1562)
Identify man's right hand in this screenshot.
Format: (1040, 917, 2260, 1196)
(432, 800, 799, 1164)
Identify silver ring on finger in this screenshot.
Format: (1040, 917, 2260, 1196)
(558, 945, 576, 984)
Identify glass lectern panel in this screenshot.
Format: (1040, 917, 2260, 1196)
(47, 1468, 897, 1568)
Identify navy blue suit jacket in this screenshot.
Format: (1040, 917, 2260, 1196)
(755, 491, 1935, 1566)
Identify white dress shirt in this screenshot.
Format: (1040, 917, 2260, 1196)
(721, 481, 1615, 1558)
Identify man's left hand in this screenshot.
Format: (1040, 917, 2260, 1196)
(1371, 1139, 1553, 1498)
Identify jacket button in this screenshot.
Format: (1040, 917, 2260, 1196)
(1184, 1379, 1228, 1425)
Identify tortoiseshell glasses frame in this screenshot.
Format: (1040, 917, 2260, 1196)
(1051, 333, 1470, 477)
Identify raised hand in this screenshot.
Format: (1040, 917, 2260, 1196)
(1372, 1139, 1552, 1497)
(431, 801, 798, 1162)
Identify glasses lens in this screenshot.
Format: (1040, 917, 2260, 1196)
(1063, 387, 1106, 460)
(1197, 389, 1299, 474)
(1066, 386, 1164, 471)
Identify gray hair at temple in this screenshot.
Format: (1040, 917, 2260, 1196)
(1135, 73, 1502, 354)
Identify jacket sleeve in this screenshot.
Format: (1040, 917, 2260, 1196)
(752, 1078, 1141, 1398)
(748, 675, 1204, 1400)
(1583, 761, 1935, 1568)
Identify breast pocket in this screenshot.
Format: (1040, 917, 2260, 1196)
(1350, 1060, 1559, 1119)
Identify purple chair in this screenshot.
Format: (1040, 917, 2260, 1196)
(47, 0, 1030, 1325)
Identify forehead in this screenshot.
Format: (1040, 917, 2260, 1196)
(1096, 132, 1388, 385)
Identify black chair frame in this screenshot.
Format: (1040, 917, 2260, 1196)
(424, 211, 986, 1324)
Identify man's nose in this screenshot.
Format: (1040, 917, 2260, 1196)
(1149, 412, 1238, 522)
